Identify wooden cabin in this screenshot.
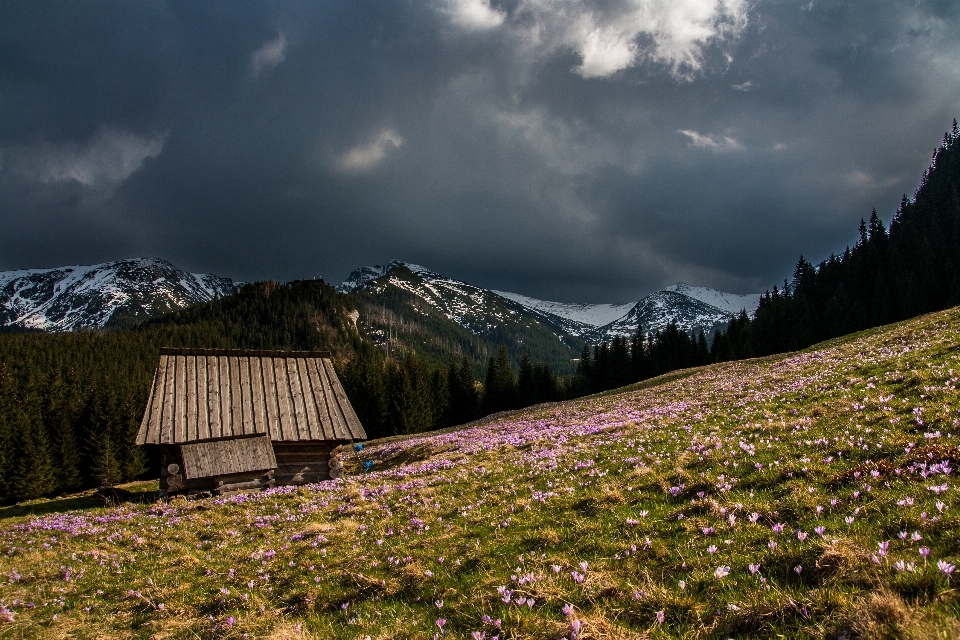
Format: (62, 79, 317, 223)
(136, 348, 366, 496)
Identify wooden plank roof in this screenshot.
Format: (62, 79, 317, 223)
(181, 435, 277, 479)
(136, 348, 367, 445)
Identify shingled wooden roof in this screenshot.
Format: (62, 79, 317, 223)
(136, 348, 366, 445)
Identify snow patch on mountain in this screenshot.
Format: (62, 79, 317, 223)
(663, 283, 760, 315)
(588, 290, 734, 342)
(492, 291, 635, 328)
(337, 260, 442, 293)
(0, 258, 238, 332)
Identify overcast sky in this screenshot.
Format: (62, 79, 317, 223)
(2, 1, 959, 302)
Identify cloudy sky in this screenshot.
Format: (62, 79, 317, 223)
(2, 1, 958, 302)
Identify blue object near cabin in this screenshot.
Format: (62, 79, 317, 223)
(354, 443, 364, 452)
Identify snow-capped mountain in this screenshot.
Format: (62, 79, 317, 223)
(662, 283, 759, 316)
(341, 260, 575, 341)
(336, 263, 401, 293)
(339, 261, 585, 372)
(340, 261, 761, 354)
(492, 291, 634, 337)
(585, 290, 742, 342)
(496, 284, 759, 342)
(0, 258, 238, 332)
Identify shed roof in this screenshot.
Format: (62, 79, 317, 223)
(136, 348, 366, 445)
(181, 435, 277, 479)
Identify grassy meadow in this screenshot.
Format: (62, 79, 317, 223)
(3, 307, 960, 638)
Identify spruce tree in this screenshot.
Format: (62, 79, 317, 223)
(448, 356, 479, 426)
(79, 384, 122, 487)
(482, 346, 516, 415)
(41, 371, 82, 492)
(517, 352, 535, 408)
(532, 363, 557, 404)
(575, 344, 593, 393)
(430, 367, 451, 429)
(8, 388, 55, 501)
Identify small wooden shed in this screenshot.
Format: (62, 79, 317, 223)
(136, 348, 366, 495)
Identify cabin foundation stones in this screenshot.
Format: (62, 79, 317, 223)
(136, 348, 366, 496)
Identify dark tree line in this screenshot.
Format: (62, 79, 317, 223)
(338, 345, 562, 438)
(712, 121, 960, 359)
(338, 323, 717, 440)
(572, 326, 711, 396)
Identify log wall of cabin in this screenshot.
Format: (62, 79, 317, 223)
(272, 441, 348, 485)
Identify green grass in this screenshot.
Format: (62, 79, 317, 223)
(3, 308, 960, 638)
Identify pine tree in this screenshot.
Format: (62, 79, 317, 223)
(629, 326, 648, 382)
(695, 330, 710, 365)
(0, 364, 15, 501)
(575, 344, 593, 393)
(449, 356, 479, 426)
(8, 387, 56, 501)
(80, 385, 122, 488)
(430, 367, 451, 429)
(532, 363, 557, 404)
(398, 354, 434, 434)
(41, 371, 82, 493)
(482, 346, 516, 414)
(517, 352, 535, 408)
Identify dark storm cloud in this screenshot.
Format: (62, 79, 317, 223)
(1, 1, 958, 302)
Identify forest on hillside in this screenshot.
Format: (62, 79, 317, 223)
(713, 120, 960, 359)
(0, 121, 957, 504)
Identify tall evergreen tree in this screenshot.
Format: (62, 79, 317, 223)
(517, 352, 536, 408)
(430, 367, 451, 429)
(8, 388, 55, 501)
(482, 346, 517, 414)
(575, 344, 593, 394)
(448, 356, 480, 426)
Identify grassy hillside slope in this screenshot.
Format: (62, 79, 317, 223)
(3, 307, 960, 638)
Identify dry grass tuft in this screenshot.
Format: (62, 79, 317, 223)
(816, 539, 874, 586)
(578, 612, 651, 640)
(898, 611, 960, 640)
(600, 487, 625, 505)
(300, 521, 336, 535)
(267, 621, 326, 640)
(540, 528, 561, 545)
(844, 588, 911, 639)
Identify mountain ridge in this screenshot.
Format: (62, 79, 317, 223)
(340, 260, 761, 344)
(0, 258, 238, 332)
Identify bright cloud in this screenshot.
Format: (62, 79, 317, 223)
(251, 32, 287, 78)
(6, 127, 166, 186)
(446, 0, 505, 30)
(336, 129, 404, 173)
(507, 0, 750, 79)
(678, 129, 743, 152)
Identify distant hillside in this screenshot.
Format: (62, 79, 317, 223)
(0, 258, 238, 331)
(341, 261, 584, 374)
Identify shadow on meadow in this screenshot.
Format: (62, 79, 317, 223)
(0, 480, 159, 521)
